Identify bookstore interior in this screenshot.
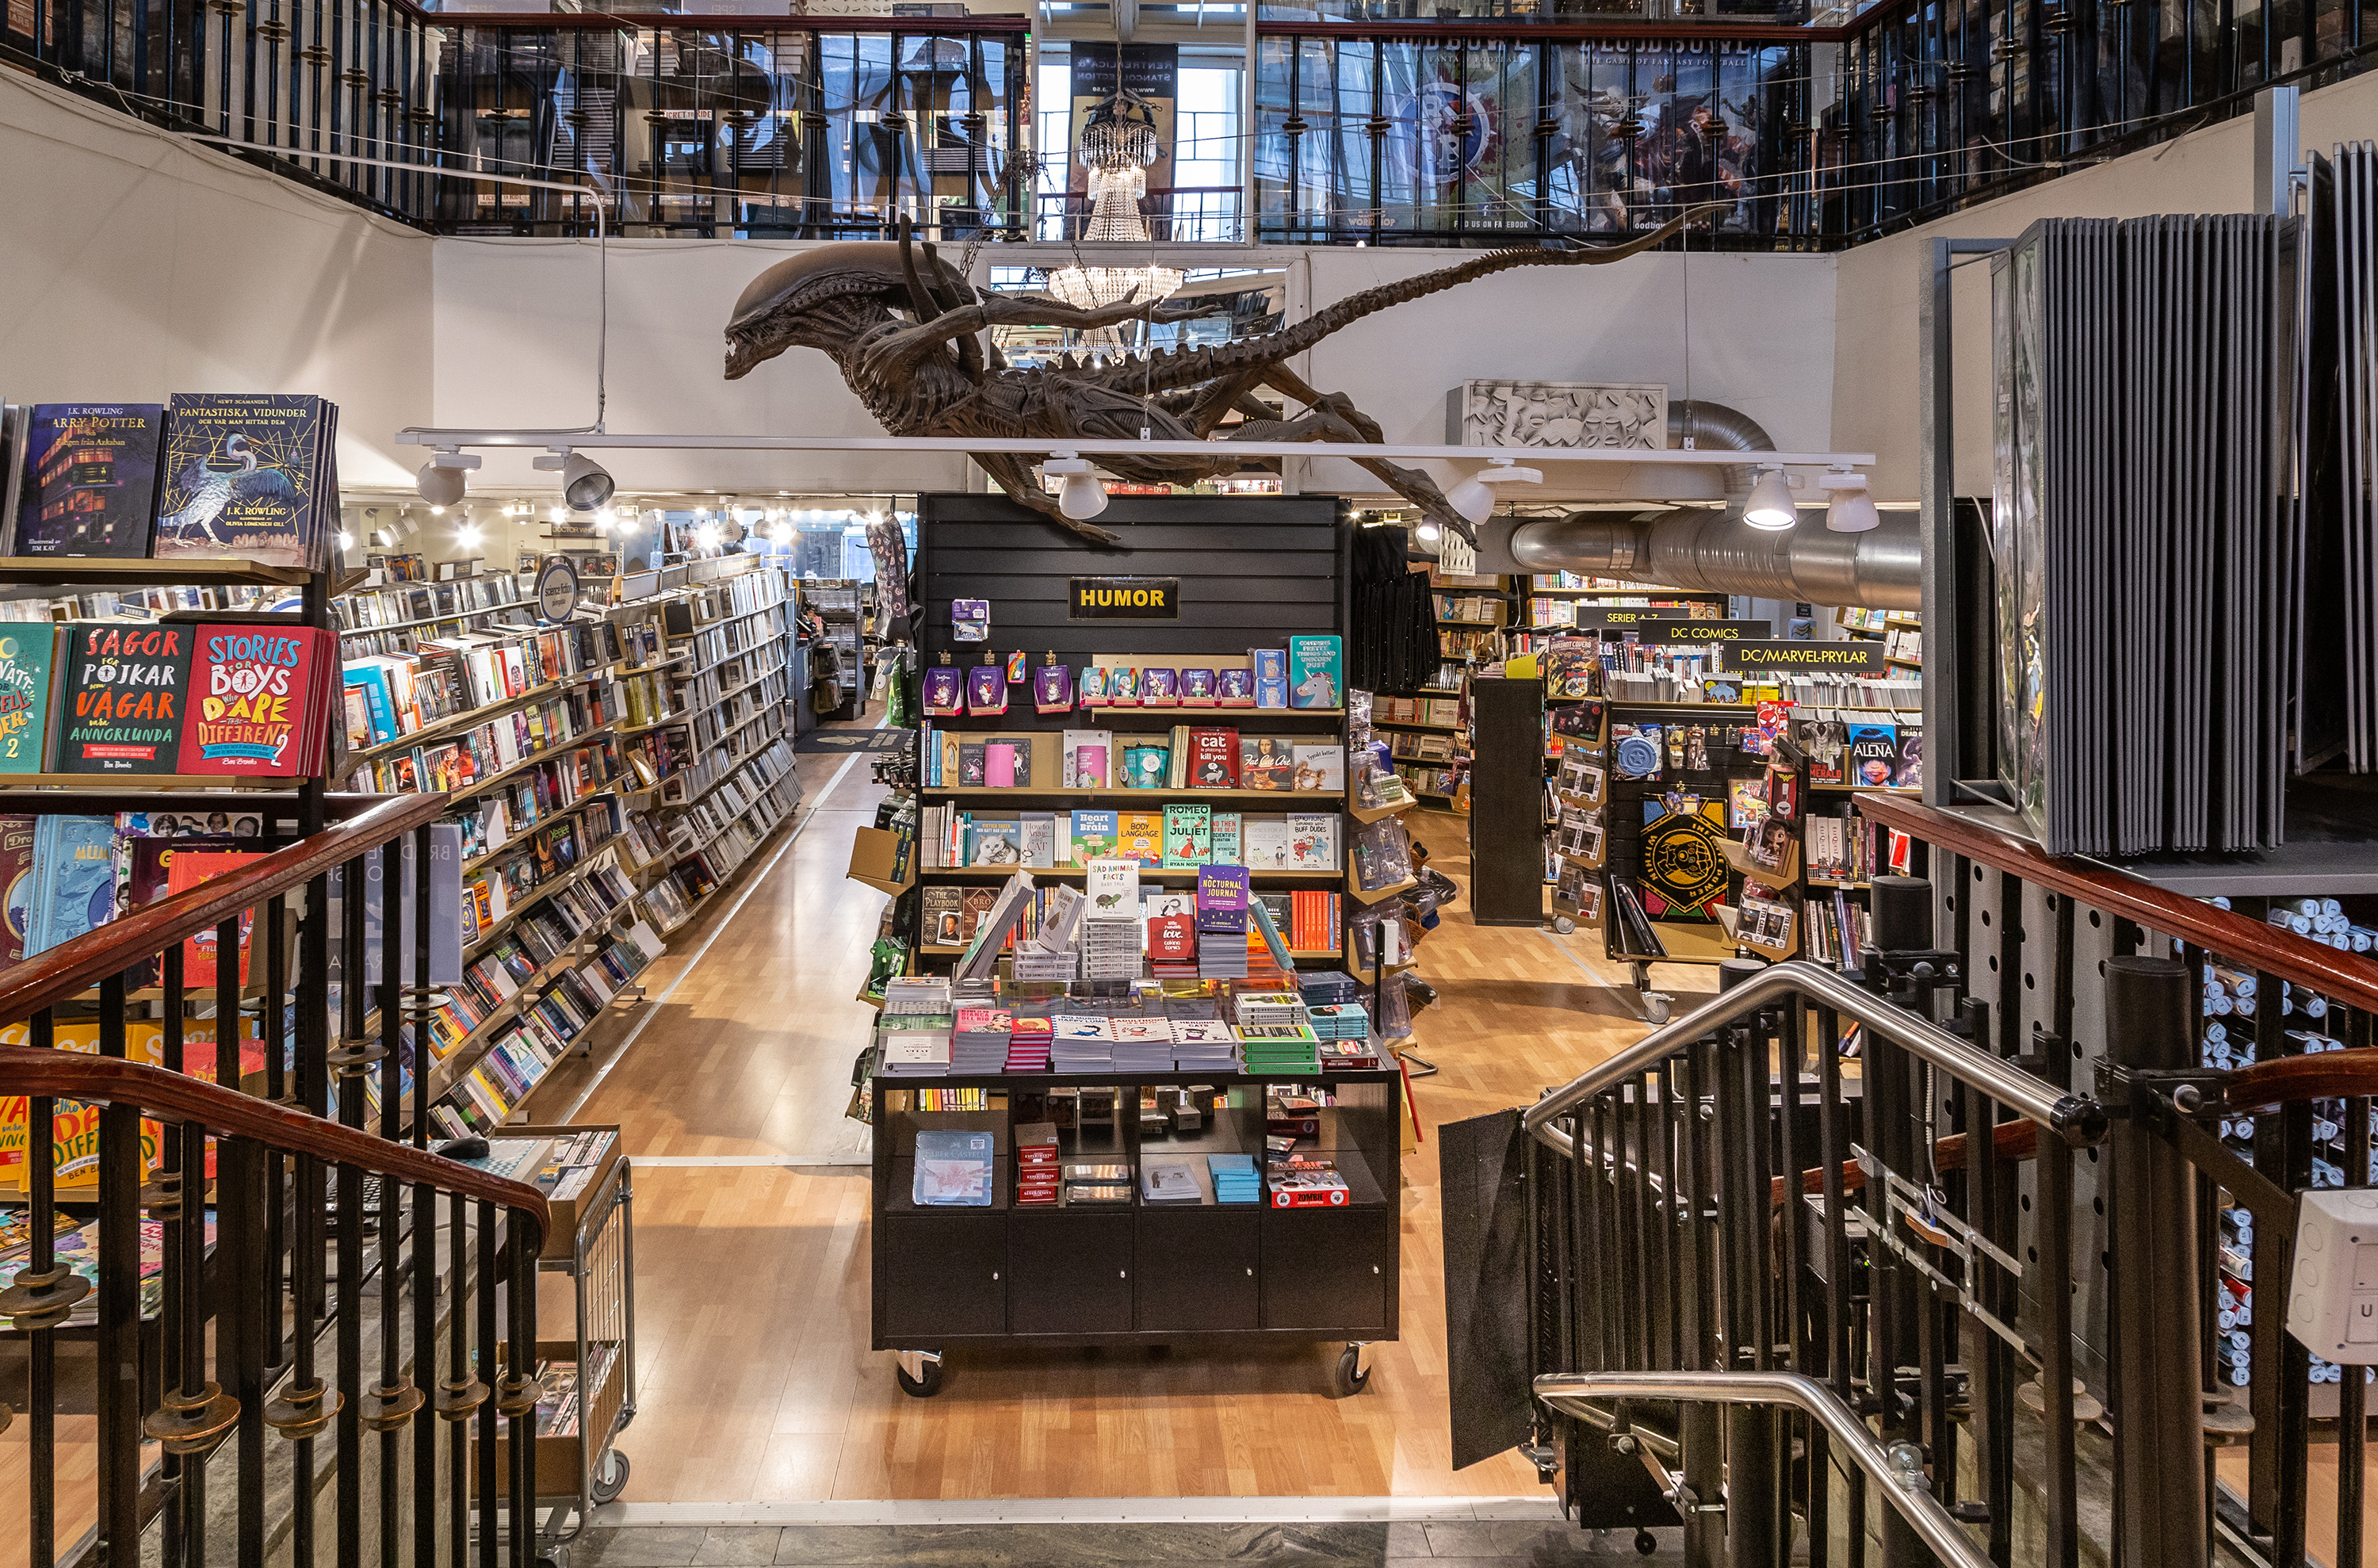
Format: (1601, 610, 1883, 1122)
(12, 83, 2378, 1563)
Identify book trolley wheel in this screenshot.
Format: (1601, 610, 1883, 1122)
(589, 1447, 629, 1505)
(1332, 1343, 1371, 1398)
(895, 1351, 945, 1398)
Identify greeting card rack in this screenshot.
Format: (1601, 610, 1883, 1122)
(900, 494, 1355, 973)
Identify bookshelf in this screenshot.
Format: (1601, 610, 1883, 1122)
(896, 495, 1359, 973)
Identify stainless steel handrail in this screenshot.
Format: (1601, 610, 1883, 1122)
(1519, 959, 2108, 1156)
(1535, 1370, 1994, 1568)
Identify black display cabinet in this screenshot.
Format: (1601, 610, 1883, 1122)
(870, 1066, 1401, 1397)
(1466, 677, 1545, 926)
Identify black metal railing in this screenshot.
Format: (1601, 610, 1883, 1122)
(0, 790, 556, 1568)
(1501, 793, 2378, 1568)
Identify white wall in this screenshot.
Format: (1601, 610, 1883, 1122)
(430, 235, 1839, 507)
(1832, 67, 2378, 503)
(0, 71, 434, 491)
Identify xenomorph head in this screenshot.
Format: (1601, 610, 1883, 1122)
(723, 242, 973, 380)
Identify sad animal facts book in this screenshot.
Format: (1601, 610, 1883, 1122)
(56, 622, 195, 774)
(178, 625, 334, 778)
(155, 393, 333, 568)
(13, 404, 166, 557)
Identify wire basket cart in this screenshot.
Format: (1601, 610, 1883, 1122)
(480, 1126, 637, 1568)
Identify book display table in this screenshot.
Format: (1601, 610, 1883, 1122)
(870, 1061, 1401, 1398)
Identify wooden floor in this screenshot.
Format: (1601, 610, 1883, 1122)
(543, 728, 1721, 1502)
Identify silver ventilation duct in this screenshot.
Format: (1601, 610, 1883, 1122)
(1502, 398, 1924, 611)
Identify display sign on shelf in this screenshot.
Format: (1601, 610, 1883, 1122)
(1723, 641, 1892, 675)
(1069, 577, 1179, 620)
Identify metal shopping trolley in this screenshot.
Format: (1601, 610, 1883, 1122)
(479, 1124, 638, 1568)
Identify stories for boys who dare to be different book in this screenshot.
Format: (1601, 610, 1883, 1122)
(13, 404, 166, 557)
(56, 623, 195, 775)
(154, 394, 335, 569)
(178, 626, 335, 778)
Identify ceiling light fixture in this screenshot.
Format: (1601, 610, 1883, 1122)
(1043, 456, 1109, 522)
(1742, 468, 1801, 532)
(1444, 458, 1543, 526)
(530, 448, 617, 512)
(1818, 469, 1880, 533)
(1046, 91, 1184, 319)
(456, 522, 484, 549)
(415, 449, 478, 507)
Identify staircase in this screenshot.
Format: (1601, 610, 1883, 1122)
(1450, 795, 2375, 1568)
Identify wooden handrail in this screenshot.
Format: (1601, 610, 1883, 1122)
(1768, 1117, 2040, 1207)
(0, 1044, 549, 1248)
(2225, 1047, 2378, 1115)
(1860, 795, 2378, 1017)
(0, 791, 450, 1027)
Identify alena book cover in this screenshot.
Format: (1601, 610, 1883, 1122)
(155, 393, 332, 568)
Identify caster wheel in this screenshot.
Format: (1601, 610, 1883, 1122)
(590, 1448, 629, 1505)
(1642, 996, 1670, 1025)
(1634, 1529, 1657, 1556)
(896, 1357, 945, 1398)
(1551, 916, 1577, 935)
(1330, 1346, 1370, 1398)
(537, 1551, 568, 1568)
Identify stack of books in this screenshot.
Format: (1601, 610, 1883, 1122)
(1140, 1161, 1202, 1206)
(1171, 1018, 1238, 1072)
(877, 1016, 954, 1076)
(1233, 990, 1312, 1032)
(1050, 1015, 1116, 1073)
(1111, 1017, 1176, 1073)
(1081, 918, 1141, 981)
(1015, 1122, 1059, 1207)
(951, 1007, 1011, 1073)
(1310, 1003, 1371, 1040)
(1208, 1153, 1261, 1204)
(1006, 1015, 1053, 1072)
(911, 1130, 995, 1206)
(1061, 1160, 1134, 1206)
(1011, 943, 1078, 984)
(883, 976, 954, 1016)
(1146, 913, 1197, 978)
(1298, 971, 1364, 1009)
(1238, 1022, 1323, 1075)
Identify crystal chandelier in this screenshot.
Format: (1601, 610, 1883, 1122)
(1047, 91, 1183, 314)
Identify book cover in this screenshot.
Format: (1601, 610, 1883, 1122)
(1243, 818, 1292, 869)
(969, 819, 1023, 867)
(163, 847, 264, 987)
(984, 740, 1021, 790)
(1286, 635, 1343, 709)
(957, 742, 988, 787)
(1115, 810, 1164, 866)
(1161, 804, 1212, 868)
(1033, 663, 1074, 714)
(1215, 667, 1254, 708)
(0, 814, 36, 966)
(1020, 813, 1057, 868)
(15, 404, 165, 557)
(1290, 744, 1344, 793)
(1147, 913, 1195, 966)
(1069, 809, 1118, 862)
(27, 814, 119, 958)
(1240, 736, 1293, 790)
(1892, 732, 1924, 790)
(1848, 723, 1899, 788)
(0, 628, 55, 773)
(1184, 727, 1240, 789)
(56, 622, 195, 774)
(1061, 729, 1110, 790)
(1210, 811, 1242, 865)
(155, 394, 328, 567)
(178, 625, 331, 777)
(1285, 813, 1338, 871)
(1141, 667, 1178, 707)
(1197, 863, 1250, 912)
(1083, 857, 1141, 918)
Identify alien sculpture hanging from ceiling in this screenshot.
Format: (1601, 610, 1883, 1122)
(722, 212, 1697, 546)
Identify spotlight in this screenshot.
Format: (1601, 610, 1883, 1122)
(1818, 469, 1880, 533)
(1044, 456, 1108, 522)
(694, 522, 721, 550)
(1416, 521, 1441, 543)
(1743, 468, 1800, 532)
(429, 506, 445, 517)
(563, 453, 614, 512)
(457, 523, 484, 549)
(415, 449, 477, 507)
(1444, 460, 1542, 526)
(336, 530, 354, 550)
